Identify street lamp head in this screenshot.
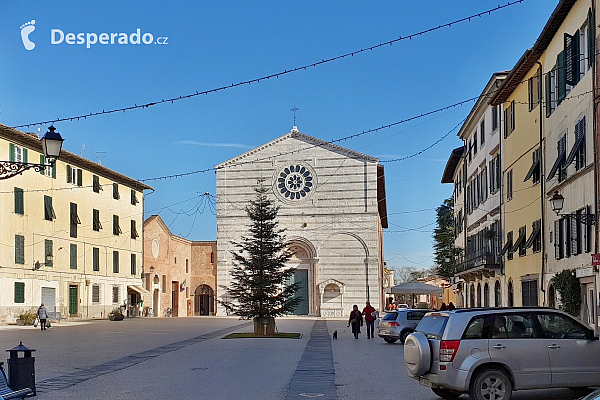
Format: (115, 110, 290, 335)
(550, 191, 565, 214)
(41, 125, 64, 162)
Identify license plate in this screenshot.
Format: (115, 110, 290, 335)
(419, 378, 431, 387)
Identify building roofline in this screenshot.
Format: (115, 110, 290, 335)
(0, 123, 153, 191)
(441, 147, 465, 184)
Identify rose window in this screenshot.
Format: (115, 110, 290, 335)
(277, 165, 313, 200)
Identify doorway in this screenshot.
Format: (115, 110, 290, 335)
(69, 285, 78, 315)
(171, 281, 179, 316)
(194, 285, 214, 315)
(288, 269, 309, 315)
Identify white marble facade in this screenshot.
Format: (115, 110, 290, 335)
(215, 127, 387, 317)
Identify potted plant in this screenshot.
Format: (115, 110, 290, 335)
(16, 310, 37, 326)
(109, 307, 124, 321)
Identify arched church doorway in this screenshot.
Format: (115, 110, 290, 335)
(194, 285, 214, 316)
(286, 239, 316, 315)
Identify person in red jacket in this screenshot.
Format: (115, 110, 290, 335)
(362, 301, 377, 339)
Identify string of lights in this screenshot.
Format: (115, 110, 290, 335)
(12, 1, 525, 129)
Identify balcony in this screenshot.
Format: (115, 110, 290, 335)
(455, 247, 500, 277)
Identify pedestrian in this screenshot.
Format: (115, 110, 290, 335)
(362, 301, 377, 339)
(37, 303, 48, 331)
(440, 302, 448, 311)
(447, 302, 456, 311)
(348, 304, 363, 339)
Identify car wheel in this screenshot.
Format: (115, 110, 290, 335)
(431, 387, 461, 399)
(383, 338, 397, 343)
(400, 329, 413, 344)
(469, 369, 512, 400)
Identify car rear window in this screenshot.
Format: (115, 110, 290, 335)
(382, 312, 398, 321)
(416, 315, 448, 339)
(407, 311, 427, 321)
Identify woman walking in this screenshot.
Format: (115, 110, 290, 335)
(348, 304, 363, 339)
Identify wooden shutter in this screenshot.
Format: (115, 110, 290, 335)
(557, 51, 566, 103)
(14, 282, 25, 303)
(23, 149, 27, 164)
(586, 205, 592, 252)
(565, 33, 575, 85)
(66, 165, 72, 183)
(14, 187, 23, 214)
(555, 220, 560, 259)
(571, 212, 578, 256)
(52, 163, 56, 179)
(70, 243, 77, 269)
(40, 155, 45, 175)
(113, 251, 119, 273)
(9, 143, 15, 162)
(45, 240, 53, 266)
(15, 235, 24, 264)
(77, 169, 82, 187)
(545, 70, 552, 117)
(131, 254, 136, 275)
(589, 9, 595, 67)
(93, 247, 100, 271)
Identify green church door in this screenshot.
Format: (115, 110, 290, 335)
(289, 269, 309, 315)
(69, 285, 78, 315)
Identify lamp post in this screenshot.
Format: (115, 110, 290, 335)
(549, 191, 596, 225)
(33, 254, 54, 270)
(0, 126, 64, 180)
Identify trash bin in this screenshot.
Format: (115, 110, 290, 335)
(6, 342, 36, 395)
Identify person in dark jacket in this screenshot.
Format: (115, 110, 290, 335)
(37, 303, 49, 331)
(348, 304, 363, 339)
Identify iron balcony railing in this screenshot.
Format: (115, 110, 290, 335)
(455, 247, 500, 273)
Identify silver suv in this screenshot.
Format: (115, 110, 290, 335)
(404, 307, 600, 400)
(378, 309, 430, 344)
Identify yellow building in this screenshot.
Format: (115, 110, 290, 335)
(0, 123, 152, 322)
(492, 0, 595, 314)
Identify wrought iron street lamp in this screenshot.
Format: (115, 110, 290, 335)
(33, 254, 54, 270)
(549, 191, 596, 225)
(0, 125, 64, 180)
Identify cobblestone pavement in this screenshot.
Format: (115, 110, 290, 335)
(0, 317, 594, 400)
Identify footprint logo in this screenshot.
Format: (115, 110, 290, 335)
(20, 20, 36, 50)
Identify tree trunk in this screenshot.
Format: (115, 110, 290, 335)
(253, 317, 275, 336)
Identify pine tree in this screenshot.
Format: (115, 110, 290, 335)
(221, 180, 301, 323)
(433, 197, 461, 279)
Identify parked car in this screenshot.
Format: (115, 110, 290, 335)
(404, 307, 600, 400)
(378, 309, 430, 343)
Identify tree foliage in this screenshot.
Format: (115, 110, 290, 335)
(433, 197, 461, 278)
(552, 269, 581, 317)
(393, 266, 436, 284)
(220, 181, 301, 319)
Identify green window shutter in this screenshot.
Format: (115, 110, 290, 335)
(93, 247, 100, 271)
(77, 169, 82, 187)
(93, 175, 100, 193)
(113, 251, 119, 273)
(70, 243, 77, 269)
(23, 148, 28, 164)
(557, 51, 566, 104)
(66, 165, 72, 183)
(9, 143, 15, 162)
(14, 187, 23, 215)
(40, 155, 45, 175)
(15, 235, 24, 264)
(545, 71, 552, 118)
(14, 282, 25, 304)
(52, 163, 56, 179)
(45, 240, 53, 267)
(131, 253, 136, 275)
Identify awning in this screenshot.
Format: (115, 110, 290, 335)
(525, 228, 540, 249)
(388, 282, 443, 295)
(547, 151, 565, 181)
(523, 157, 540, 182)
(565, 135, 585, 166)
(127, 285, 150, 294)
(500, 240, 512, 256)
(512, 234, 525, 253)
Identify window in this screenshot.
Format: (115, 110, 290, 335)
(566, 117, 586, 171)
(131, 220, 139, 239)
(14, 187, 23, 215)
(524, 148, 541, 184)
(489, 155, 500, 194)
(484, 283, 490, 307)
(554, 217, 570, 259)
(462, 316, 490, 339)
(473, 133, 478, 155)
(131, 189, 139, 205)
(113, 215, 122, 235)
(514, 226, 527, 257)
(546, 65, 557, 117)
(93, 175, 102, 193)
(93, 209, 102, 231)
(210, 252, 214, 264)
(503, 108, 509, 138)
(492, 105, 499, 131)
(526, 220, 542, 253)
(506, 231, 514, 260)
(528, 68, 541, 111)
(506, 169, 513, 201)
(522, 280, 538, 307)
(480, 120, 485, 146)
(510, 100, 515, 132)
(186, 259, 189, 273)
(113, 183, 120, 200)
(70, 202, 80, 238)
(481, 166, 487, 203)
(113, 251, 119, 273)
(15, 235, 24, 264)
(66, 165, 82, 186)
(548, 135, 567, 182)
(93, 247, 100, 271)
(92, 285, 100, 303)
(39, 155, 54, 177)
(508, 281, 514, 307)
(44, 195, 56, 221)
(565, 31, 580, 87)
(557, 51, 567, 105)
(406, 311, 426, 321)
(9, 144, 27, 163)
(14, 282, 25, 304)
(70, 243, 77, 269)
(161, 275, 167, 293)
(494, 281, 501, 307)
(468, 139, 472, 162)
(45, 239, 53, 267)
(491, 314, 536, 339)
(536, 312, 588, 340)
(112, 286, 119, 304)
(131, 253, 136, 276)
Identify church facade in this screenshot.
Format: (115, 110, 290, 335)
(215, 127, 387, 317)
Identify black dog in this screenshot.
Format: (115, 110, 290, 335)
(332, 330, 338, 340)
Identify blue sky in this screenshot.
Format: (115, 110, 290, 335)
(1, 1, 558, 271)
